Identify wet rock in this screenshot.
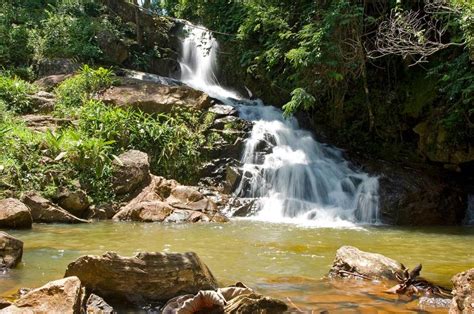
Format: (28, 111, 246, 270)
(0, 232, 23, 269)
(329, 246, 404, 281)
(358, 160, 466, 225)
(99, 77, 212, 114)
(86, 293, 114, 314)
(224, 293, 288, 313)
(450, 268, 474, 314)
(230, 199, 256, 217)
(213, 116, 241, 130)
(0, 276, 85, 314)
(22, 192, 89, 224)
(34, 74, 72, 91)
(224, 165, 241, 194)
(37, 58, 80, 78)
(30, 91, 55, 113)
(86, 204, 118, 220)
(64, 251, 218, 305)
(208, 104, 238, 118)
(199, 158, 241, 192)
(0, 198, 33, 229)
(113, 200, 173, 222)
(54, 189, 90, 218)
(112, 150, 151, 196)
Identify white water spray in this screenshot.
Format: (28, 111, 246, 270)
(179, 25, 379, 227)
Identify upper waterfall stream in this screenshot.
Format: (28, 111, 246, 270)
(179, 25, 379, 227)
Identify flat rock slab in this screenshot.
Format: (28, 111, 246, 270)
(0, 276, 84, 314)
(0, 232, 23, 269)
(0, 198, 32, 229)
(64, 251, 218, 305)
(330, 246, 404, 281)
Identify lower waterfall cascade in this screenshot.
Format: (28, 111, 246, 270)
(179, 25, 380, 227)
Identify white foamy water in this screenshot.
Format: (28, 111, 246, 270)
(179, 25, 379, 227)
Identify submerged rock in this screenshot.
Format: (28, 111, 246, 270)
(64, 251, 218, 306)
(450, 268, 474, 314)
(0, 276, 85, 314)
(22, 192, 89, 224)
(0, 232, 23, 269)
(0, 198, 32, 229)
(112, 150, 151, 196)
(224, 293, 288, 313)
(329, 246, 404, 281)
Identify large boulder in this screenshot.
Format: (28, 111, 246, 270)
(64, 251, 218, 305)
(96, 30, 129, 65)
(36, 58, 79, 78)
(0, 232, 23, 269)
(112, 150, 151, 196)
(0, 277, 84, 314)
(450, 268, 474, 314)
(99, 78, 212, 114)
(22, 192, 89, 224)
(113, 200, 173, 222)
(34, 74, 71, 91)
(0, 198, 32, 229)
(329, 246, 404, 281)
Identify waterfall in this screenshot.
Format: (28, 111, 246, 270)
(464, 194, 474, 225)
(179, 25, 379, 227)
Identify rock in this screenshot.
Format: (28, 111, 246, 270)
(64, 251, 218, 305)
(0, 198, 32, 229)
(30, 91, 55, 113)
(54, 189, 90, 218)
(37, 58, 80, 78)
(213, 116, 242, 130)
(450, 268, 474, 314)
(113, 200, 173, 222)
(86, 204, 118, 220)
(224, 165, 241, 194)
(86, 294, 114, 314)
(208, 104, 238, 118)
(329, 246, 404, 281)
(112, 150, 151, 195)
(0, 277, 84, 314)
(0, 232, 23, 269)
(34, 74, 72, 91)
(357, 159, 466, 225)
(22, 192, 89, 224)
(224, 293, 288, 313)
(96, 30, 129, 65)
(99, 77, 212, 114)
(0, 299, 11, 310)
(167, 186, 217, 212)
(20, 114, 72, 133)
(229, 199, 256, 217)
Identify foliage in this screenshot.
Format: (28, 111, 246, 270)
(0, 74, 37, 113)
(55, 65, 115, 109)
(283, 88, 316, 117)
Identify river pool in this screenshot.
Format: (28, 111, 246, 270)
(1, 220, 473, 312)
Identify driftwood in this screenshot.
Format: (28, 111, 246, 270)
(386, 264, 451, 298)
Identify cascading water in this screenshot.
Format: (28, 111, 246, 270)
(179, 25, 379, 227)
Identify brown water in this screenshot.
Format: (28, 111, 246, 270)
(1, 221, 473, 312)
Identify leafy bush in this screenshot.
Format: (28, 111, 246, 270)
(55, 65, 115, 109)
(0, 75, 37, 113)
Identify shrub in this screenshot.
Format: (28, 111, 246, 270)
(0, 75, 37, 113)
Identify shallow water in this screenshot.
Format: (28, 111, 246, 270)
(1, 221, 473, 312)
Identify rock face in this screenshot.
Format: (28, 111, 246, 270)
(329, 246, 404, 281)
(0, 232, 23, 269)
(0, 277, 84, 314)
(450, 268, 474, 314)
(34, 74, 71, 91)
(113, 175, 227, 223)
(112, 150, 151, 196)
(0, 198, 32, 229)
(64, 251, 218, 305)
(100, 78, 212, 114)
(22, 192, 89, 224)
